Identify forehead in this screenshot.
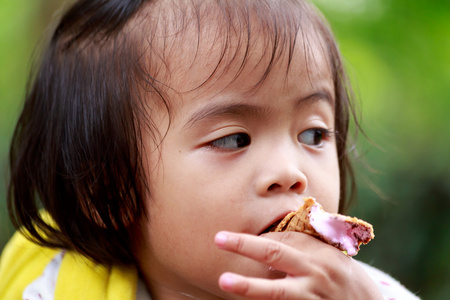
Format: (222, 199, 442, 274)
(139, 0, 334, 102)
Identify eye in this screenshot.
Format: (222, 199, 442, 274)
(209, 133, 251, 150)
(298, 128, 332, 147)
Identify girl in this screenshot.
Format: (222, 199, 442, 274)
(0, 0, 419, 299)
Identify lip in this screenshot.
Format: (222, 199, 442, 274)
(258, 210, 295, 235)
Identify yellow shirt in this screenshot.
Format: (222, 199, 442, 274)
(0, 232, 139, 300)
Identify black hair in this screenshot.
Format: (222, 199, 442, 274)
(8, 0, 358, 265)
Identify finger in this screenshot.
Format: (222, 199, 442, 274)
(219, 272, 312, 300)
(215, 231, 310, 276)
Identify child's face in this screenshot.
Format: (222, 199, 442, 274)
(135, 23, 340, 299)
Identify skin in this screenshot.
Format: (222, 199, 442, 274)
(133, 4, 383, 299)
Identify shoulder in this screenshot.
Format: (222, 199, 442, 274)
(0, 231, 59, 299)
(55, 250, 140, 299)
(0, 231, 143, 300)
(357, 260, 421, 300)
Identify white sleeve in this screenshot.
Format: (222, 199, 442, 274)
(357, 260, 421, 300)
(22, 251, 65, 300)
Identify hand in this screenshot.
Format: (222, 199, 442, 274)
(214, 231, 383, 300)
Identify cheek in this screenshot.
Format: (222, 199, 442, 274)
(307, 149, 340, 213)
(325, 165, 340, 213)
(142, 148, 240, 258)
(327, 157, 341, 213)
(139, 155, 256, 296)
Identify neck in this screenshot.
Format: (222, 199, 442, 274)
(145, 279, 225, 300)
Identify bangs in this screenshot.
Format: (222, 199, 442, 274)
(136, 0, 335, 94)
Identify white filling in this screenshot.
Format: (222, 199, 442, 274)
(309, 205, 357, 256)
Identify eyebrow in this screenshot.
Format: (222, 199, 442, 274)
(184, 91, 333, 128)
(184, 103, 265, 128)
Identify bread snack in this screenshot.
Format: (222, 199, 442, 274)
(270, 197, 374, 256)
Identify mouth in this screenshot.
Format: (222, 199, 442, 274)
(259, 214, 289, 235)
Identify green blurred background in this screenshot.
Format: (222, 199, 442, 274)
(1, 0, 449, 299)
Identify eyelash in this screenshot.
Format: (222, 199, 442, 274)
(207, 128, 335, 151)
(298, 127, 335, 148)
(208, 133, 251, 151)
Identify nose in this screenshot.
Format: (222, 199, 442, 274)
(255, 151, 307, 196)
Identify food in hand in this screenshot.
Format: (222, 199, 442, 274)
(270, 197, 374, 256)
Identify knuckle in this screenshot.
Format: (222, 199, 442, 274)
(264, 241, 283, 265)
(278, 231, 296, 244)
(309, 263, 330, 284)
(278, 231, 307, 249)
(235, 280, 251, 296)
(316, 267, 331, 282)
(270, 286, 287, 300)
(233, 235, 246, 253)
(312, 266, 340, 295)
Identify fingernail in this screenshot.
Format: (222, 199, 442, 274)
(219, 273, 235, 290)
(215, 231, 228, 248)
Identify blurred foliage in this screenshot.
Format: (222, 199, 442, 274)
(1, 0, 449, 299)
(312, 0, 450, 299)
(0, 1, 41, 246)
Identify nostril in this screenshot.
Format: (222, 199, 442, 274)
(268, 183, 281, 191)
(267, 182, 302, 191)
(290, 182, 301, 190)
